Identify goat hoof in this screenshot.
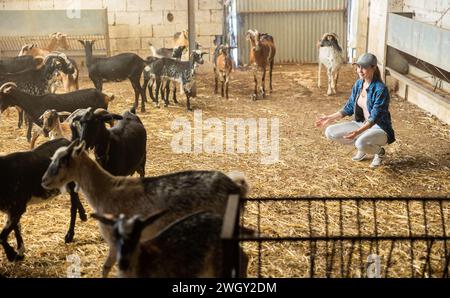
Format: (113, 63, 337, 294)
(6, 250, 22, 262)
(64, 233, 74, 244)
(251, 94, 257, 101)
(79, 212, 87, 222)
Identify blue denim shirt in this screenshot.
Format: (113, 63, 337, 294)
(340, 79, 396, 144)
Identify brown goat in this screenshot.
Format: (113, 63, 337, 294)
(246, 29, 276, 100)
(18, 32, 79, 93)
(214, 45, 233, 99)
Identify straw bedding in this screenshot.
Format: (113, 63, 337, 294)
(0, 64, 448, 277)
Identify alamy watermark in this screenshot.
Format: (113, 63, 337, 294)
(66, 254, 81, 278)
(366, 254, 381, 278)
(66, 0, 81, 19)
(170, 110, 280, 165)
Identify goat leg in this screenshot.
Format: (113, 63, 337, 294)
(252, 68, 258, 101)
(261, 67, 266, 98)
(327, 68, 333, 96)
(225, 75, 229, 99)
(0, 213, 24, 261)
(173, 84, 178, 104)
(164, 81, 170, 107)
(154, 78, 162, 108)
(221, 76, 225, 98)
(214, 70, 219, 94)
(64, 182, 86, 243)
(17, 108, 24, 129)
(13, 223, 24, 259)
(269, 59, 274, 93)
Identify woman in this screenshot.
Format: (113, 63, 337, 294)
(315, 53, 395, 168)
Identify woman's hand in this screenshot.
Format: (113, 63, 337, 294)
(315, 115, 332, 128)
(343, 131, 358, 140)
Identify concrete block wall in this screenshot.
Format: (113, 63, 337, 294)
(1, 0, 224, 63)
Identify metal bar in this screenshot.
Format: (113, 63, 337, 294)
(356, 200, 364, 277)
(339, 200, 344, 277)
(243, 197, 450, 202)
(346, 240, 356, 278)
(439, 200, 449, 278)
(422, 239, 435, 278)
(308, 200, 315, 278)
(238, 9, 347, 14)
(406, 200, 415, 278)
(236, 236, 450, 242)
(257, 200, 262, 278)
(422, 200, 433, 277)
(384, 240, 396, 278)
(373, 199, 379, 255)
(220, 194, 240, 278)
(323, 200, 332, 277)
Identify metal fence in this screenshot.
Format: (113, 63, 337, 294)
(222, 196, 450, 278)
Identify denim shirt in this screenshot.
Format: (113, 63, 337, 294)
(340, 79, 396, 144)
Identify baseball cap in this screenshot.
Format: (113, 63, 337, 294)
(354, 53, 378, 68)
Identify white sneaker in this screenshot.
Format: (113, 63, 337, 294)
(370, 148, 385, 168)
(352, 151, 367, 161)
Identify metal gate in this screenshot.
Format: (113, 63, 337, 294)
(222, 195, 450, 278)
(234, 0, 348, 64)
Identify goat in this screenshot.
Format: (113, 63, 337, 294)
(71, 107, 146, 177)
(78, 40, 149, 112)
(0, 52, 75, 133)
(41, 139, 249, 277)
(18, 32, 79, 93)
(0, 55, 44, 129)
(0, 138, 87, 262)
(30, 108, 95, 149)
(143, 50, 207, 111)
(317, 32, 344, 96)
(146, 43, 185, 104)
(214, 44, 233, 99)
(92, 210, 249, 278)
(246, 30, 276, 101)
(0, 55, 43, 74)
(0, 82, 112, 142)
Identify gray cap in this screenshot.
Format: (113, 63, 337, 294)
(354, 53, 378, 68)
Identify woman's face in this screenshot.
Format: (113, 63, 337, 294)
(357, 65, 375, 81)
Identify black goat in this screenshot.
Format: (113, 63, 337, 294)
(0, 83, 113, 142)
(73, 107, 147, 177)
(0, 55, 42, 74)
(0, 52, 75, 129)
(92, 211, 249, 278)
(78, 40, 149, 112)
(143, 50, 207, 111)
(0, 138, 87, 261)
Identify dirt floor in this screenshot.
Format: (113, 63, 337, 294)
(0, 63, 449, 277)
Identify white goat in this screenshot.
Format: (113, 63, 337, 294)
(317, 32, 344, 96)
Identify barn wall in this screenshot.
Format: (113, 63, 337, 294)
(403, 0, 450, 29)
(1, 0, 224, 62)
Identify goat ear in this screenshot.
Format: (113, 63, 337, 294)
(139, 209, 168, 230)
(78, 40, 85, 46)
(72, 140, 86, 158)
(91, 213, 116, 226)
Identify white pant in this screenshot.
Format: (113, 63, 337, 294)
(325, 121, 388, 155)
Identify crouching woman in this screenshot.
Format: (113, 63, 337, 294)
(315, 53, 395, 168)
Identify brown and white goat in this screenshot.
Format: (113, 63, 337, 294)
(317, 32, 344, 96)
(18, 32, 79, 93)
(246, 30, 276, 100)
(214, 45, 233, 99)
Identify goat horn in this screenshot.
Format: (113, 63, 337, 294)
(93, 108, 109, 116)
(0, 82, 17, 93)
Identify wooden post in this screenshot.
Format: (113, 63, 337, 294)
(188, 0, 196, 54)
